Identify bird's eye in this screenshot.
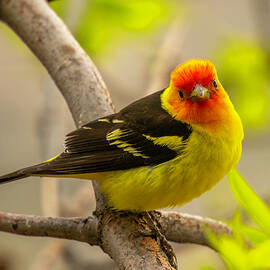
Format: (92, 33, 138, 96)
(178, 90, 184, 100)
(213, 79, 218, 89)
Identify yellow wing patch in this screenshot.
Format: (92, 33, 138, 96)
(112, 119, 124, 124)
(143, 134, 185, 153)
(106, 129, 149, 159)
(98, 118, 111, 123)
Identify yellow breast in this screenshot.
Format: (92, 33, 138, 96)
(93, 125, 242, 211)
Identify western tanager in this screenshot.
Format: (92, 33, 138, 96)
(0, 59, 244, 211)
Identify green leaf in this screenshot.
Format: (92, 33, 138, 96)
(228, 169, 270, 235)
(208, 233, 250, 270)
(228, 210, 268, 244)
(204, 171, 270, 270)
(237, 223, 268, 245)
(249, 240, 270, 269)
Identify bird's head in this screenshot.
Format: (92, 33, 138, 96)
(162, 59, 231, 131)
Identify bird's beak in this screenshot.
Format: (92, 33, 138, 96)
(189, 84, 210, 102)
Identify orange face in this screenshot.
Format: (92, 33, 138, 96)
(163, 59, 229, 128)
(171, 59, 217, 95)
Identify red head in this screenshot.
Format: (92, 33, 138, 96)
(171, 59, 217, 96)
(162, 59, 231, 132)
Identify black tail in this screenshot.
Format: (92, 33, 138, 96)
(0, 152, 93, 184)
(0, 162, 50, 184)
(0, 169, 29, 184)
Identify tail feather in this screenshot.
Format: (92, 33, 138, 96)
(0, 162, 50, 184)
(0, 151, 103, 184)
(0, 169, 29, 184)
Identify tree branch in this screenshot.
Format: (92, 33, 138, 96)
(0, 0, 114, 128)
(0, 211, 99, 245)
(0, 210, 232, 246)
(159, 211, 232, 246)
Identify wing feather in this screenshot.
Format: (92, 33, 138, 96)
(29, 91, 192, 176)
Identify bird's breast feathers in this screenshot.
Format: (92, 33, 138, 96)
(98, 122, 242, 211)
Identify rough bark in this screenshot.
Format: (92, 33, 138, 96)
(0, 211, 98, 244)
(0, 210, 232, 246)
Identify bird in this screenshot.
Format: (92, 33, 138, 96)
(0, 59, 243, 212)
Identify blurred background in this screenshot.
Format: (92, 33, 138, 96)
(0, 0, 270, 269)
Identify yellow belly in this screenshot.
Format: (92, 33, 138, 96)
(80, 129, 242, 211)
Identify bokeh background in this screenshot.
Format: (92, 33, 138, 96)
(0, 0, 270, 269)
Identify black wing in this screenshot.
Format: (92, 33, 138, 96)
(23, 91, 192, 176)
